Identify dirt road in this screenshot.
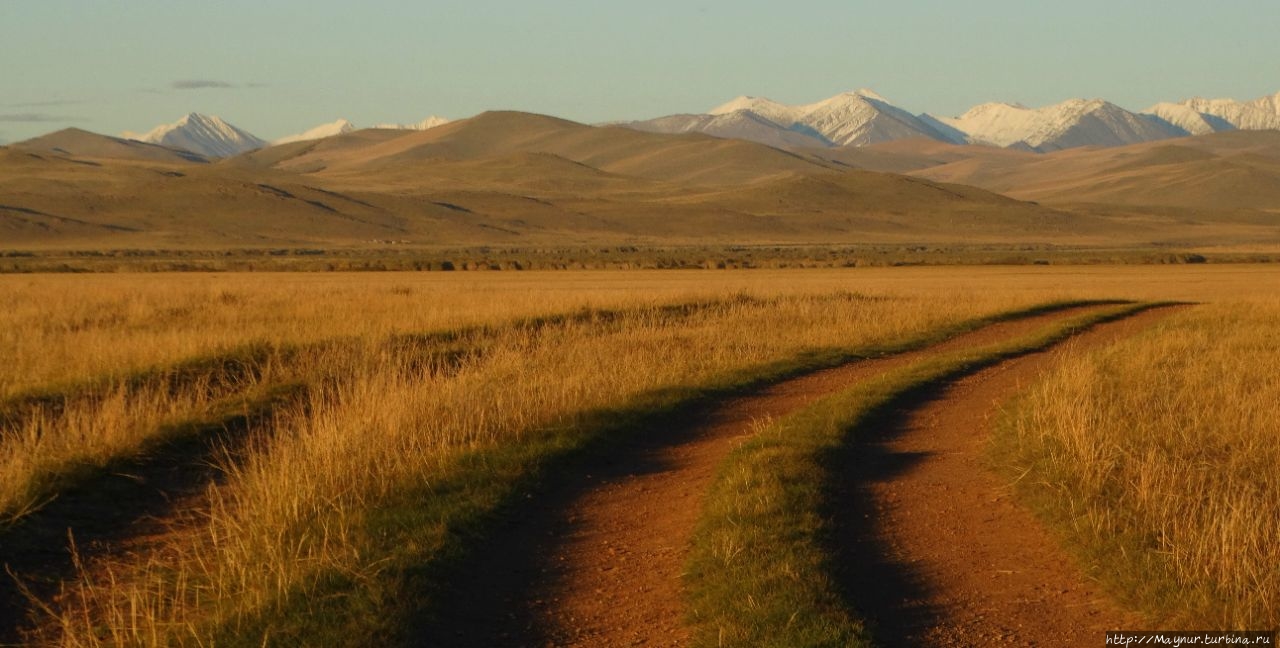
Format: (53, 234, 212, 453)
(831, 308, 1176, 646)
(421, 304, 1130, 647)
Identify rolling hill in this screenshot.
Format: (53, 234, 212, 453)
(260, 111, 840, 187)
(909, 130, 1280, 211)
(11, 128, 209, 164)
(2, 112, 1278, 251)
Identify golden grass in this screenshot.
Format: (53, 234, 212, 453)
(5, 265, 1277, 397)
(3, 266, 1279, 644)
(8, 276, 1068, 645)
(997, 300, 1280, 626)
(0, 272, 646, 398)
(0, 376, 227, 521)
(0, 270, 1042, 526)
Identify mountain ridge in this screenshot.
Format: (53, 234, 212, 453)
(31, 89, 1280, 164)
(120, 114, 455, 157)
(626, 89, 1280, 154)
(4, 109, 1278, 251)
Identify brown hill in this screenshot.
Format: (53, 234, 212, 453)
(0, 148, 495, 248)
(3, 114, 1279, 250)
(260, 111, 838, 187)
(910, 131, 1280, 212)
(334, 150, 666, 196)
(805, 138, 1037, 175)
(11, 128, 208, 164)
(232, 128, 414, 172)
(664, 170, 1142, 244)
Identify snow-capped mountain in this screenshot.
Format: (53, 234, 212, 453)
(622, 111, 831, 149)
(271, 116, 450, 146)
(1144, 103, 1231, 136)
(1147, 92, 1280, 133)
(71, 90, 1280, 161)
(371, 116, 451, 131)
(122, 113, 266, 158)
(767, 89, 958, 146)
(931, 99, 1182, 151)
(935, 91, 1280, 151)
(706, 96, 806, 128)
(273, 118, 356, 145)
(627, 89, 957, 149)
(708, 89, 958, 146)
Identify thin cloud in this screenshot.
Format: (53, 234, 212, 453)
(0, 113, 84, 123)
(172, 79, 236, 90)
(7, 99, 85, 108)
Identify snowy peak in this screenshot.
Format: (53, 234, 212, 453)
(415, 116, 451, 130)
(936, 98, 1181, 151)
(623, 110, 832, 149)
(273, 118, 356, 145)
(371, 116, 451, 131)
(272, 116, 450, 146)
(708, 96, 801, 127)
(123, 113, 266, 158)
(703, 89, 955, 147)
(849, 87, 887, 102)
(1144, 103, 1227, 136)
(799, 91, 955, 146)
(800, 88, 890, 114)
(937, 103, 1044, 147)
(1154, 91, 1280, 132)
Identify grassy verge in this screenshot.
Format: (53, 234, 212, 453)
(992, 301, 1279, 627)
(684, 301, 1162, 647)
(192, 300, 1119, 646)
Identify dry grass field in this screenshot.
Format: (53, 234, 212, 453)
(996, 298, 1280, 627)
(0, 265, 1277, 645)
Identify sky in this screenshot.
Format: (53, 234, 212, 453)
(2, 0, 1278, 143)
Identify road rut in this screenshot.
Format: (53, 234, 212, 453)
(832, 307, 1177, 646)
(421, 304, 1120, 647)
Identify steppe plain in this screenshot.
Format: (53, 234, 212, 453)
(1, 113, 1278, 646)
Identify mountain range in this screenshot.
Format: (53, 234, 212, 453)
(102, 90, 1280, 160)
(4, 108, 1278, 252)
(119, 114, 452, 158)
(624, 89, 1280, 153)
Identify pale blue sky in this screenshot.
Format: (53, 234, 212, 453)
(2, 0, 1277, 143)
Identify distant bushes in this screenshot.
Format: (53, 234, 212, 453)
(0, 246, 1264, 273)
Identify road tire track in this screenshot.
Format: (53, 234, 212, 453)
(419, 304, 1117, 647)
(831, 307, 1179, 646)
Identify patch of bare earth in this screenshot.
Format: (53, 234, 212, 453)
(421, 305, 1114, 647)
(833, 307, 1179, 646)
